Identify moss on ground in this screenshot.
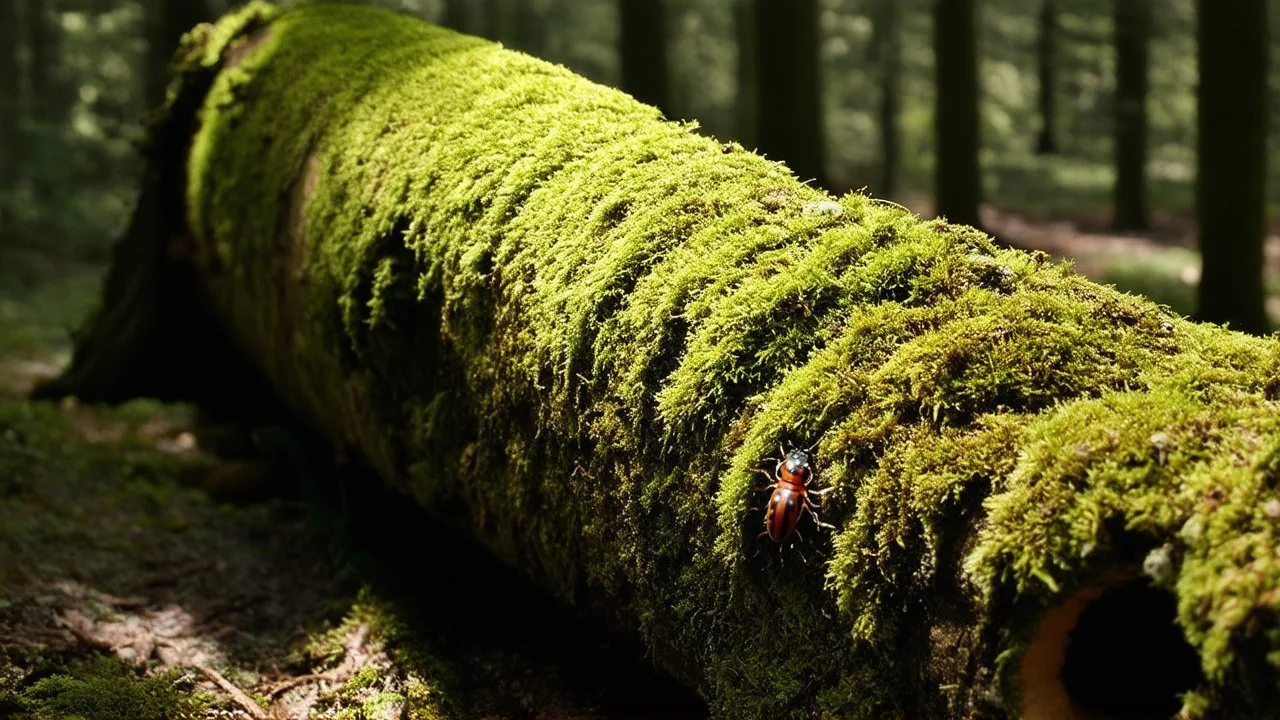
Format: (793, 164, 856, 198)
(0, 258, 476, 719)
(0, 655, 212, 720)
(49, 2, 1280, 717)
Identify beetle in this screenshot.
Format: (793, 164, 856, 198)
(757, 442, 835, 545)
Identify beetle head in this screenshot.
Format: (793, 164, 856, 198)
(781, 448, 813, 481)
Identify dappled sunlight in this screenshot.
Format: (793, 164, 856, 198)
(8, 577, 427, 719)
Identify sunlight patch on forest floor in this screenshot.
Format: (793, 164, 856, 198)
(978, 204, 1280, 326)
(0, 261, 450, 719)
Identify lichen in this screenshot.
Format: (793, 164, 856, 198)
(115, 2, 1280, 717)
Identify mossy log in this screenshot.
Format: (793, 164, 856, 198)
(38, 3, 1280, 718)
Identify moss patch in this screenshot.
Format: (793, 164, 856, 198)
(2, 655, 211, 720)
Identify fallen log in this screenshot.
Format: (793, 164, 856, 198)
(37, 3, 1280, 718)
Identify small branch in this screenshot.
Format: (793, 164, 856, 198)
(266, 672, 332, 698)
(195, 664, 269, 720)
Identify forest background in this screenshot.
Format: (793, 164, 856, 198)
(4, 0, 1279, 333)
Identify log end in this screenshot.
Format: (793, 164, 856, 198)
(1020, 574, 1203, 720)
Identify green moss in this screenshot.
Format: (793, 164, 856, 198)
(106, 3, 1280, 717)
(12, 655, 210, 720)
(300, 591, 453, 719)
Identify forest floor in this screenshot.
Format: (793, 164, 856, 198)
(956, 200, 1280, 326)
(0, 251, 703, 719)
(0, 206, 1276, 720)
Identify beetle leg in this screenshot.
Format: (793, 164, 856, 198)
(809, 486, 834, 496)
(805, 503, 835, 531)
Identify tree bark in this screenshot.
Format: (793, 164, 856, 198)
(1195, 0, 1270, 335)
(1112, 0, 1150, 231)
(1035, 0, 1058, 155)
(933, 0, 982, 228)
(749, 0, 826, 189)
(40, 4, 1280, 718)
(872, 0, 902, 196)
(618, 0, 670, 115)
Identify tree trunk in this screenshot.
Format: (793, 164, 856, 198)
(24, 0, 61, 216)
(26, 0, 53, 123)
(39, 4, 1280, 718)
(873, 0, 902, 196)
(618, 0, 670, 115)
(1195, 0, 1269, 334)
(1035, 0, 1058, 155)
(0, 0, 19, 240)
(734, 0, 757, 148)
(489, 0, 544, 56)
(1112, 0, 1149, 231)
(933, 0, 981, 228)
(515, 0, 545, 56)
(749, 0, 826, 188)
(144, 0, 211, 109)
(440, 0, 470, 32)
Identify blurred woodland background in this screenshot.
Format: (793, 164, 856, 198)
(0, 0, 1277, 330)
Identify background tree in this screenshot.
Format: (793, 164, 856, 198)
(619, 0, 670, 115)
(0, 0, 19, 242)
(1112, 0, 1150, 230)
(25, 0, 68, 219)
(1195, 0, 1269, 334)
(933, 0, 981, 227)
(145, 0, 213, 108)
(734, 0, 757, 149)
(441, 0, 471, 32)
(872, 0, 902, 196)
(491, 0, 545, 56)
(1035, 0, 1057, 154)
(748, 0, 826, 189)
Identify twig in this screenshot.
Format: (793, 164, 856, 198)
(195, 664, 269, 720)
(266, 672, 333, 698)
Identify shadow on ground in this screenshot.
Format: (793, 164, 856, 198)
(0, 254, 705, 720)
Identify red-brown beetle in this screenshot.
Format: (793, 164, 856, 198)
(757, 443, 834, 544)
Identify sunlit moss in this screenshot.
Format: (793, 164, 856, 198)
(11, 655, 210, 720)
(157, 3, 1280, 717)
